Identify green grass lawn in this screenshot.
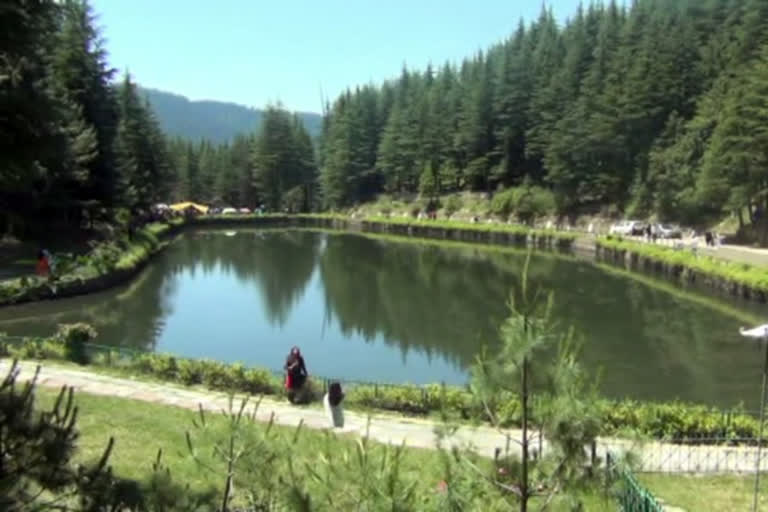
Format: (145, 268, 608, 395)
(640, 473, 768, 511)
(33, 387, 615, 511)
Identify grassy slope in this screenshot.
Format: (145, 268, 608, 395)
(597, 236, 768, 292)
(639, 473, 768, 511)
(34, 387, 614, 511)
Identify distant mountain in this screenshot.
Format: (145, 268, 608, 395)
(138, 87, 323, 143)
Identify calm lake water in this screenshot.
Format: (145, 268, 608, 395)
(1, 228, 766, 408)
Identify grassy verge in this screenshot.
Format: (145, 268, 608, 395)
(0, 219, 183, 305)
(597, 236, 768, 295)
(307, 213, 577, 243)
(639, 473, 768, 511)
(34, 386, 615, 510)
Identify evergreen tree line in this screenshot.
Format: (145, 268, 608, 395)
(318, 0, 768, 227)
(165, 106, 317, 213)
(1, 0, 173, 236)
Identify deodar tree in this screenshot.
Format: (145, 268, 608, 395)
(469, 253, 601, 511)
(313, 0, 768, 233)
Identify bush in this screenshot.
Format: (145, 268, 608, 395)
(443, 195, 463, 217)
(515, 186, 555, 225)
(178, 358, 205, 385)
(490, 188, 516, 218)
(597, 236, 768, 293)
(3, 338, 66, 360)
(490, 185, 555, 224)
(242, 367, 279, 394)
(148, 354, 179, 379)
(6, 327, 760, 443)
(200, 360, 235, 390)
(55, 323, 97, 364)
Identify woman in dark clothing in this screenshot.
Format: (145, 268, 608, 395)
(284, 346, 308, 403)
(324, 382, 344, 428)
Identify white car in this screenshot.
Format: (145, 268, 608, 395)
(221, 207, 237, 215)
(609, 220, 642, 236)
(655, 224, 682, 239)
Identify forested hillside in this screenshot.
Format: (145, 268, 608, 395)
(319, 0, 768, 227)
(140, 87, 323, 143)
(165, 108, 316, 211)
(5, 0, 768, 236)
(1, 0, 171, 236)
(0, 0, 318, 236)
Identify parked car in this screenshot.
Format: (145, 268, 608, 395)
(221, 207, 237, 215)
(655, 223, 682, 239)
(609, 220, 643, 236)
(238, 207, 251, 214)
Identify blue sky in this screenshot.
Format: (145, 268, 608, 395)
(91, 0, 586, 113)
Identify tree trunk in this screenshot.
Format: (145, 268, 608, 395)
(521, 347, 529, 512)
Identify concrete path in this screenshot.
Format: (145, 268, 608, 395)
(4, 360, 768, 474)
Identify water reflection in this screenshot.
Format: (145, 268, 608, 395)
(0, 228, 764, 408)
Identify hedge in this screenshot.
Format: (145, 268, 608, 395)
(596, 236, 768, 300)
(0, 336, 759, 444)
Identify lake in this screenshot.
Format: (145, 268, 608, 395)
(1, 228, 765, 409)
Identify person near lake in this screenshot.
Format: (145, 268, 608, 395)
(284, 346, 308, 403)
(35, 249, 50, 277)
(323, 381, 345, 428)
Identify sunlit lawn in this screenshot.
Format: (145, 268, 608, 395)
(34, 387, 615, 510)
(640, 473, 768, 511)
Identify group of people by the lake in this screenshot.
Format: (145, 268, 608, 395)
(284, 346, 344, 428)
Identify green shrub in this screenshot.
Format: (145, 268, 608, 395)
(148, 354, 178, 379)
(200, 360, 234, 390)
(443, 195, 463, 217)
(242, 367, 279, 394)
(6, 324, 761, 442)
(490, 188, 516, 218)
(347, 385, 431, 414)
(490, 185, 555, 224)
(55, 323, 97, 365)
(177, 358, 205, 385)
(514, 185, 555, 225)
(128, 353, 157, 374)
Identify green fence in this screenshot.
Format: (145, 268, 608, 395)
(608, 453, 664, 512)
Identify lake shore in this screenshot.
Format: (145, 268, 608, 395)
(3, 214, 768, 308)
(596, 236, 768, 303)
(0, 214, 575, 308)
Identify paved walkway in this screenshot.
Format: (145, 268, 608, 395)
(4, 360, 768, 474)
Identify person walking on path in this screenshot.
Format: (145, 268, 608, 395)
(284, 346, 308, 403)
(323, 381, 345, 428)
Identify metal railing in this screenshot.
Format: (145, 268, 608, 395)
(75, 340, 438, 395)
(616, 470, 664, 512)
(601, 436, 768, 473)
(607, 452, 665, 512)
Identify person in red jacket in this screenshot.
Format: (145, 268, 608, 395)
(284, 346, 308, 403)
(35, 250, 50, 277)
